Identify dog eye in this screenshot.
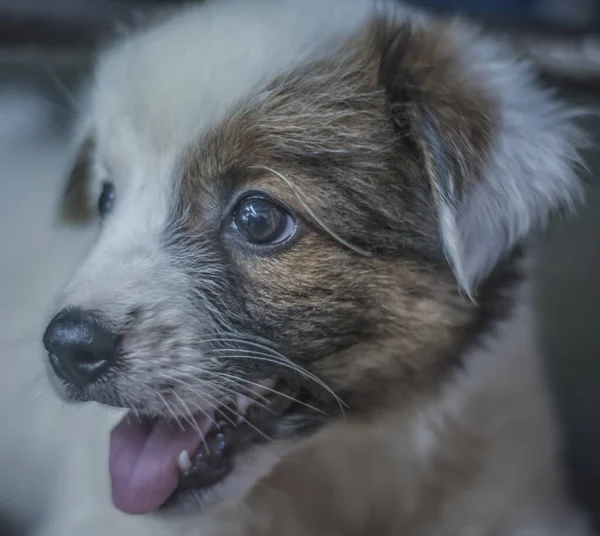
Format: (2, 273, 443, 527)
(232, 195, 295, 245)
(98, 181, 116, 218)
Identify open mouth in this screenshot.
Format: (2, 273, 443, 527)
(109, 379, 293, 515)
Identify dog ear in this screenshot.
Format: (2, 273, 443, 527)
(379, 21, 586, 296)
(61, 134, 95, 224)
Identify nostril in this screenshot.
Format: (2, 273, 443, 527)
(43, 308, 118, 390)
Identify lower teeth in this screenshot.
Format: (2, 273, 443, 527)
(178, 450, 192, 472)
(173, 387, 289, 492)
(177, 427, 235, 491)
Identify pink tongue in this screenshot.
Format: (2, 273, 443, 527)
(109, 412, 213, 514)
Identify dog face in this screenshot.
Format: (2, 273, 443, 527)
(43, 0, 584, 517)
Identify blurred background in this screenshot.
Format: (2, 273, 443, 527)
(1, 1, 599, 535)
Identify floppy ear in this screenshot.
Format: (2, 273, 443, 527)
(61, 134, 95, 224)
(379, 21, 586, 296)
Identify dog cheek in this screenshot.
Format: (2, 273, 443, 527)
(231, 244, 375, 360)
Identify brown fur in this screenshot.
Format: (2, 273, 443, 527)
(380, 20, 496, 201)
(169, 20, 506, 419)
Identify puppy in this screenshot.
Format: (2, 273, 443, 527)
(42, 0, 593, 534)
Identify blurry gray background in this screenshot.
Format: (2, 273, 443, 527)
(1, 0, 599, 534)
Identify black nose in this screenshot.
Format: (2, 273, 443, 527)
(43, 308, 118, 389)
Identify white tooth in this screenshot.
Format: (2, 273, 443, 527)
(178, 450, 192, 473)
(236, 394, 251, 414)
(260, 378, 276, 389)
(255, 378, 276, 397)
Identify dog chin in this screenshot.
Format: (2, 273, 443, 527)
(151, 441, 292, 518)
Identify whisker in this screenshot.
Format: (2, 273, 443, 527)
(206, 397, 273, 441)
(170, 389, 203, 436)
(155, 390, 186, 431)
(207, 368, 328, 417)
(169, 374, 273, 414)
(178, 396, 218, 453)
(182, 378, 274, 444)
(204, 351, 346, 416)
(194, 389, 240, 429)
(149, 341, 346, 417)
(198, 337, 287, 357)
(174, 383, 273, 444)
(200, 339, 346, 410)
(205, 348, 321, 382)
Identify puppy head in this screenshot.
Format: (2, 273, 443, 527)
(45, 0, 585, 517)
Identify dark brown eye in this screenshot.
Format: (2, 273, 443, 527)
(98, 181, 116, 218)
(232, 196, 295, 245)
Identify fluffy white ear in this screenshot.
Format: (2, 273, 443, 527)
(380, 20, 587, 296)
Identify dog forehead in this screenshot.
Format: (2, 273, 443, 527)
(88, 0, 375, 163)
